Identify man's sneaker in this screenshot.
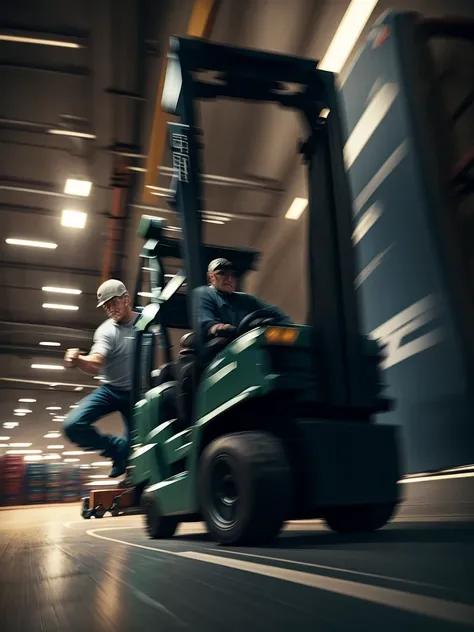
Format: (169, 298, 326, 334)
(109, 441, 128, 478)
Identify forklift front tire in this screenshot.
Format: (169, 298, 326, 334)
(199, 431, 291, 545)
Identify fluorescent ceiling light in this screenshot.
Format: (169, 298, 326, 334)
(14, 412, 26, 417)
(0, 34, 81, 48)
(9, 443, 32, 447)
(3, 422, 19, 428)
(32, 364, 65, 370)
(318, 0, 379, 73)
(80, 464, 91, 469)
(69, 405, 78, 409)
(61, 209, 87, 228)
(7, 449, 42, 454)
(40, 341, 61, 347)
(64, 458, 80, 462)
(42, 286, 82, 295)
(64, 179, 92, 197)
(0, 444, 8, 448)
(6, 237, 57, 249)
(49, 129, 96, 139)
(14, 409, 32, 414)
(46, 406, 61, 411)
(47, 445, 64, 449)
(43, 454, 61, 460)
(203, 219, 225, 225)
(0, 436, 10, 441)
(285, 197, 308, 220)
(85, 480, 118, 486)
(91, 462, 110, 467)
(18, 398, 36, 403)
(44, 433, 60, 439)
(74, 386, 84, 391)
(42, 303, 79, 311)
(88, 474, 108, 478)
(24, 455, 43, 461)
(63, 451, 85, 456)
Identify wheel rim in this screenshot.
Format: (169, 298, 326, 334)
(209, 456, 240, 529)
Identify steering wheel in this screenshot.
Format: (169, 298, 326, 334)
(236, 308, 281, 337)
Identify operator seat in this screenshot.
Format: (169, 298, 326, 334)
(175, 332, 196, 429)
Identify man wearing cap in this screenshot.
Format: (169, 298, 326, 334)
(193, 259, 291, 362)
(63, 280, 138, 478)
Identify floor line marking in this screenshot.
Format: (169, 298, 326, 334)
(86, 528, 473, 626)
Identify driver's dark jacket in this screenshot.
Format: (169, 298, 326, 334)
(193, 285, 292, 346)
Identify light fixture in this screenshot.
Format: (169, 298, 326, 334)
(43, 454, 61, 460)
(318, 0, 379, 74)
(0, 444, 9, 448)
(0, 34, 81, 48)
(9, 443, 32, 447)
(88, 474, 108, 479)
(203, 219, 225, 225)
(80, 464, 91, 469)
(91, 462, 110, 467)
(24, 455, 43, 461)
(6, 238, 57, 249)
(32, 364, 65, 370)
(47, 445, 64, 449)
(64, 179, 92, 197)
(85, 480, 118, 486)
(40, 342, 61, 347)
(63, 451, 85, 456)
(44, 433, 61, 439)
(285, 197, 308, 220)
(61, 209, 87, 228)
(18, 398, 36, 403)
(46, 406, 61, 411)
(14, 409, 32, 414)
(3, 422, 18, 428)
(64, 458, 80, 463)
(49, 130, 96, 139)
(7, 449, 42, 454)
(42, 286, 82, 295)
(0, 436, 10, 441)
(42, 303, 79, 311)
(69, 405, 78, 409)
(14, 412, 26, 417)
(74, 386, 84, 392)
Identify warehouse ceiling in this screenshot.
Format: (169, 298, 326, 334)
(1, 0, 472, 470)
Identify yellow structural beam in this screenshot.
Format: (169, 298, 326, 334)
(142, 0, 220, 204)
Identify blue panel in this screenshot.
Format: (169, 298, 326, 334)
(340, 11, 474, 473)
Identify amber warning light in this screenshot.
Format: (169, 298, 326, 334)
(264, 327, 299, 345)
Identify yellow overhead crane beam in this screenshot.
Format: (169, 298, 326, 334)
(142, 0, 220, 204)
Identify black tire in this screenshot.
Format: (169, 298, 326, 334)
(324, 502, 397, 534)
(94, 504, 106, 519)
(143, 496, 178, 539)
(198, 431, 291, 545)
(81, 496, 91, 519)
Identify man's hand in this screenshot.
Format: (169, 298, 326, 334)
(64, 348, 81, 368)
(209, 323, 234, 336)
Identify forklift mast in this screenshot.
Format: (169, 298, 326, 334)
(162, 37, 370, 410)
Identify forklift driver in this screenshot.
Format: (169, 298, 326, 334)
(193, 258, 292, 366)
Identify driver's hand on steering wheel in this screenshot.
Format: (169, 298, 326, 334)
(210, 323, 234, 336)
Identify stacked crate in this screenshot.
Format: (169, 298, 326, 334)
(0, 455, 26, 506)
(25, 462, 46, 504)
(44, 463, 63, 503)
(60, 466, 83, 502)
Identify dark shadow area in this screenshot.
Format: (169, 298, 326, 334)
(273, 522, 474, 549)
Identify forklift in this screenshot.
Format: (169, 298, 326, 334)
(127, 37, 400, 545)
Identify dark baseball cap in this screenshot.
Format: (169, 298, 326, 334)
(207, 258, 236, 273)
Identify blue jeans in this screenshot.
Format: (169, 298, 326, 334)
(63, 385, 132, 461)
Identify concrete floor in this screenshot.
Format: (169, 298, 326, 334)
(1, 477, 473, 632)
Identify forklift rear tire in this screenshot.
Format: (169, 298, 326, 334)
(199, 431, 290, 545)
(324, 502, 397, 533)
(143, 496, 178, 539)
(94, 504, 106, 519)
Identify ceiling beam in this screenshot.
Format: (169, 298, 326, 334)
(142, 0, 221, 204)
